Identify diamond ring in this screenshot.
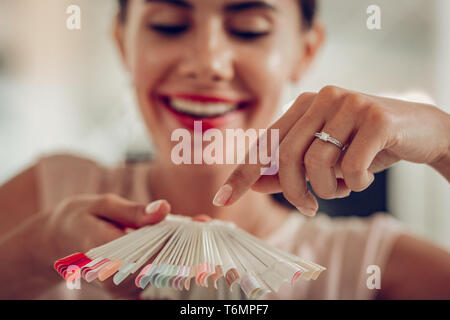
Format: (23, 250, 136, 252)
(314, 132, 346, 150)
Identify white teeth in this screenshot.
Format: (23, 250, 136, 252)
(168, 98, 239, 117)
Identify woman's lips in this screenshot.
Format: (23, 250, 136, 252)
(158, 95, 249, 131)
(168, 93, 240, 103)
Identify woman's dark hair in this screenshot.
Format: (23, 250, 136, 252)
(118, 0, 317, 29)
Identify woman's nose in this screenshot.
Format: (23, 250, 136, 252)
(178, 19, 234, 84)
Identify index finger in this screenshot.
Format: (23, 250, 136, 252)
(212, 93, 316, 207)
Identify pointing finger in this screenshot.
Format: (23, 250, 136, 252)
(212, 93, 316, 207)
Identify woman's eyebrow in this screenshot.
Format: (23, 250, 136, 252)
(143, 0, 277, 12)
(145, 0, 193, 9)
(224, 1, 277, 13)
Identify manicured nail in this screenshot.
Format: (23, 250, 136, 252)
(337, 190, 352, 199)
(368, 173, 375, 185)
(145, 200, 163, 215)
(296, 206, 316, 217)
(213, 184, 233, 207)
(192, 215, 212, 222)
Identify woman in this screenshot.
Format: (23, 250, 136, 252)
(0, 0, 449, 299)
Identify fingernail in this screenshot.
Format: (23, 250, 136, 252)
(338, 190, 352, 199)
(306, 190, 316, 202)
(145, 200, 163, 215)
(192, 215, 212, 222)
(213, 184, 233, 207)
(296, 206, 316, 217)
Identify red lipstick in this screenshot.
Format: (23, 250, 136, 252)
(158, 94, 249, 131)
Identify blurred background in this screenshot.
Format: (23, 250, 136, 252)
(0, 0, 449, 247)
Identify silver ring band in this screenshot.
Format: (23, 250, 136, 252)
(314, 132, 345, 150)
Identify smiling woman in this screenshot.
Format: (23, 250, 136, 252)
(112, 0, 323, 175)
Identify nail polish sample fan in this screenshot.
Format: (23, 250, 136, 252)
(54, 214, 326, 299)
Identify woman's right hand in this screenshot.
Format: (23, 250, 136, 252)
(35, 194, 170, 298)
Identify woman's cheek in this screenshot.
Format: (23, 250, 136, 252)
(132, 41, 166, 104)
(129, 49, 158, 134)
(132, 40, 159, 86)
(245, 49, 288, 126)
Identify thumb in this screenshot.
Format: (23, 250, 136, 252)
(90, 194, 170, 229)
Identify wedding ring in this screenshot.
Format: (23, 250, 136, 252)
(314, 132, 346, 150)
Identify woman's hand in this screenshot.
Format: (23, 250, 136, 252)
(32, 194, 170, 298)
(213, 86, 450, 216)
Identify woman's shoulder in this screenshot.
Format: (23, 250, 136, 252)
(270, 210, 402, 240)
(266, 211, 407, 299)
(307, 211, 405, 236)
(0, 153, 109, 234)
(35, 153, 104, 175)
(268, 211, 407, 276)
(271, 211, 406, 253)
(34, 152, 134, 212)
(34, 152, 108, 186)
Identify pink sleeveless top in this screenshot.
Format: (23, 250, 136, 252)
(35, 154, 405, 300)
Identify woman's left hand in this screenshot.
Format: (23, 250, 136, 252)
(213, 86, 450, 216)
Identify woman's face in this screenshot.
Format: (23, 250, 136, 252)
(115, 0, 319, 161)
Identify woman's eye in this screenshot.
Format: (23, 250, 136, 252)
(230, 30, 270, 40)
(149, 25, 188, 35)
